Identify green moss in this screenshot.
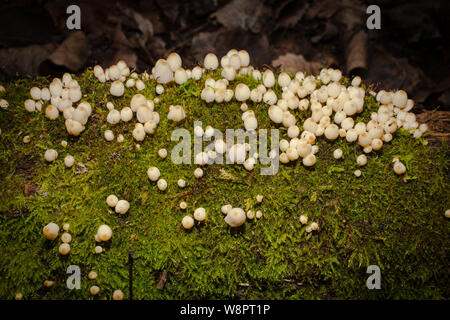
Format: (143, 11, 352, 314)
(0, 70, 448, 300)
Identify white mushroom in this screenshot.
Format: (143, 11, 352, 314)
(224, 208, 246, 227)
(43, 222, 59, 240)
(115, 200, 130, 214)
(182, 216, 195, 229)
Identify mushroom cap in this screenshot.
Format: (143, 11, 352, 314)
(43, 222, 59, 240)
(263, 70, 275, 87)
(115, 200, 130, 214)
(65, 119, 85, 136)
(44, 149, 58, 162)
(153, 59, 174, 84)
(58, 243, 70, 255)
(167, 52, 182, 72)
(112, 289, 124, 300)
(194, 208, 206, 221)
(64, 155, 75, 167)
(110, 80, 125, 97)
(61, 233, 72, 243)
(333, 148, 343, 159)
(90, 286, 100, 295)
(204, 53, 219, 70)
(130, 94, 147, 112)
(147, 167, 160, 181)
(157, 179, 168, 191)
(97, 225, 112, 241)
(106, 194, 119, 207)
(182, 215, 195, 229)
(224, 208, 246, 227)
(174, 68, 188, 85)
(120, 107, 133, 122)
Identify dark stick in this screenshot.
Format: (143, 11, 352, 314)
(128, 250, 133, 300)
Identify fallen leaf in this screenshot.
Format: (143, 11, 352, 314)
(272, 53, 322, 74)
(211, 0, 272, 33)
(47, 31, 88, 71)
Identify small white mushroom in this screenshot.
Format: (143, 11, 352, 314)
(113, 289, 124, 300)
(107, 109, 121, 125)
(43, 222, 59, 240)
(120, 107, 133, 122)
(106, 195, 119, 207)
(333, 148, 343, 159)
(90, 286, 100, 295)
(44, 149, 58, 162)
(147, 167, 161, 181)
(167, 105, 186, 122)
(221, 204, 232, 215)
(194, 207, 206, 221)
(235, 83, 250, 101)
(158, 148, 168, 159)
(167, 52, 182, 72)
(174, 68, 188, 85)
(224, 208, 246, 227)
(246, 210, 255, 219)
(153, 59, 173, 84)
(194, 168, 204, 178)
(97, 225, 112, 241)
(110, 81, 125, 96)
(182, 215, 195, 229)
(157, 179, 168, 191)
(115, 200, 130, 214)
(302, 154, 316, 167)
(393, 161, 406, 175)
(64, 155, 74, 167)
(177, 179, 186, 188)
(204, 53, 219, 70)
(24, 99, 36, 112)
(445, 209, 450, 219)
(132, 124, 146, 141)
(61, 233, 72, 244)
(263, 70, 275, 88)
(104, 130, 114, 141)
(357, 154, 367, 166)
(0, 98, 8, 109)
(59, 243, 70, 255)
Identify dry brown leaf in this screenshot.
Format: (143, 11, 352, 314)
(272, 53, 322, 75)
(0, 43, 57, 76)
(211, 0, 272, 33)
(47, 32, 88, 71)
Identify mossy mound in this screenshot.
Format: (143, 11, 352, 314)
(0, 69, 448, 299)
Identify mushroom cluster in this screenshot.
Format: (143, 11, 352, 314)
(23, 48, 432, 249)
(25, 74, 87, 136)
(106, 195, 130, 214)
(201, 78, 234, 103)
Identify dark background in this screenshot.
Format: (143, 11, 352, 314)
(0, 0, 449, 133)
